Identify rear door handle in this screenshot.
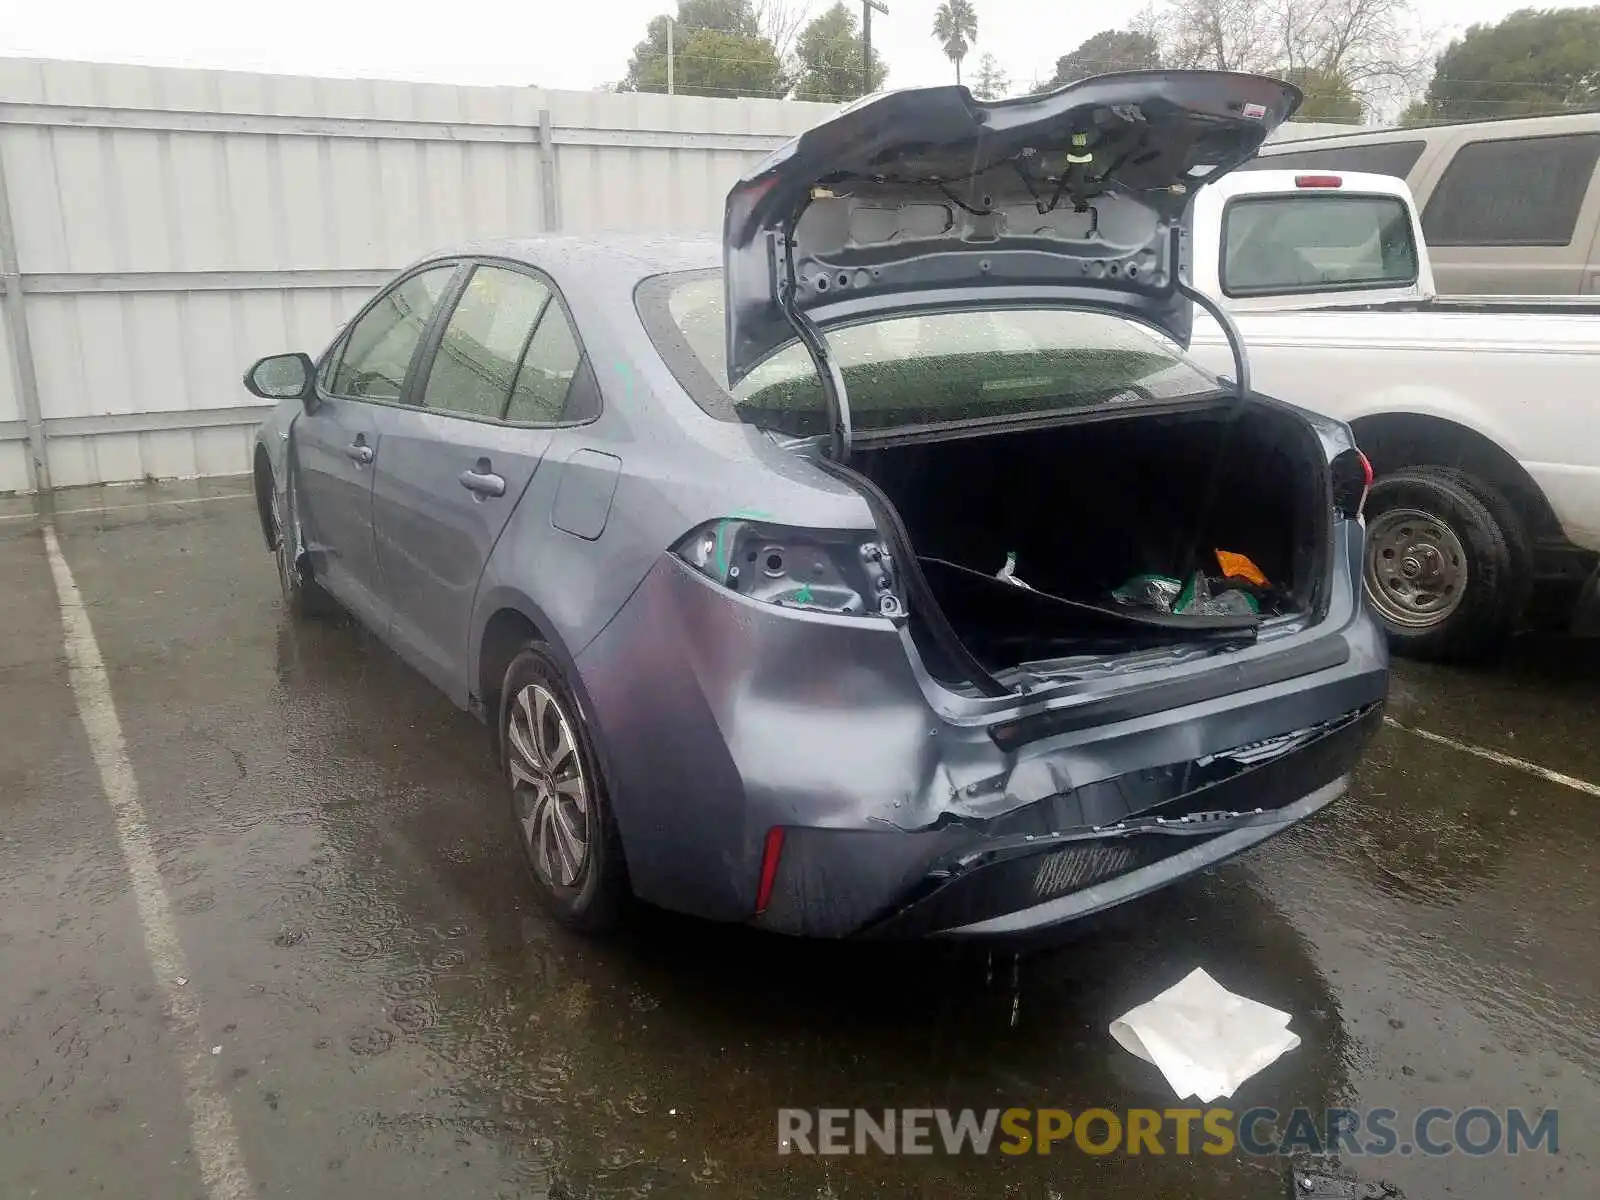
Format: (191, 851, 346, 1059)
(459, 465, 506, 498)
(345, 441, 374, 465)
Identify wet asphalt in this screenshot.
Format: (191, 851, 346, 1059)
(0, 481, 1595, 1200)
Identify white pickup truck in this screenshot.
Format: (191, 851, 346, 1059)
(1184, 169, 1600, 661)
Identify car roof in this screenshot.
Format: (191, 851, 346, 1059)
(447, 233, 720, 284)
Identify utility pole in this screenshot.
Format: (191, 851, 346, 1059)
(862, 1, 887, 98)
(667, 16, 675, 95)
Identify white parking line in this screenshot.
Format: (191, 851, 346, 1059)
(1385, 716, 1600, 798)
(40, 525, 256, 1200)
(0, 491, 254, 523)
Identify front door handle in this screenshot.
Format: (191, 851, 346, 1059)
(459, 464, 506, 498)
(345, 441, 374, 465)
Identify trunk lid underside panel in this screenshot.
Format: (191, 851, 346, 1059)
(722, 70, 1302, 385)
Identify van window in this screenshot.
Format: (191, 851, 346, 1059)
(1221, 194, 1419, 296)
(1243, 140, 1426, 179)
(1423, 133, 1600, 246)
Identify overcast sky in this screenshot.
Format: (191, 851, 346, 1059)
(2, 0, 1593, 98)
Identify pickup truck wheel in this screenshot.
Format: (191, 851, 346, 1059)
(1363, 467, 1521, 662)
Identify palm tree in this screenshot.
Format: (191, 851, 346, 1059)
(931, 0, 979, 86)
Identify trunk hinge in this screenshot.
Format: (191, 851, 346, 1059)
(1177, 273, 1252, 401)
(774, 224, 853, 463)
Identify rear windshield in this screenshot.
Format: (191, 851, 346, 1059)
(1222, 193, 1419, 297)
(636, 271, 1218, 438)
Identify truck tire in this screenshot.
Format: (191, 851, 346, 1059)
(1362, 467, 1523, 662)
(1431, 467, 1536, 599)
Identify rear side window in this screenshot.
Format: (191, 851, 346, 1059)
(1222, 194, 1419, 296)
(1243, 140, 1426, 179)
(638, 271, 1217, 437)
(1423, 133, 1600, 246)
(422, 266, 552, 420)
(330, 266, 456, 401)
(507, 300, 582, 424)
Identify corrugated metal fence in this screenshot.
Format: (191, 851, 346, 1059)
(0, 57, 835, 492)
(0, 57, 1359, 493)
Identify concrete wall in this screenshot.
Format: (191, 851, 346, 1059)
(0, 57, 836, 492)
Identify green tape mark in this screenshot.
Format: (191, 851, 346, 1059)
(794, 583, 814, 606)
(713, 509, 775, 579)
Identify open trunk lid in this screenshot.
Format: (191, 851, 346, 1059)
(722, 69, 1303, 438)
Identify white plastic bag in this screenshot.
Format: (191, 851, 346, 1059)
(1109, 967, 1300, 1102)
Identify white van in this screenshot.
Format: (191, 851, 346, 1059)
(1244, 111, 1600, 295)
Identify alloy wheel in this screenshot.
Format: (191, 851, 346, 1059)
(506, 683, 591, 888)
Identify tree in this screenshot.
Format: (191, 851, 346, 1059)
(792, 1, 888, 102)
(1415, 7, 1600, 123)
(1154, 0, 1425, 117)
(755, 0, 815, 65)
(932, 0, 980, 86)
(620, 0, 786, 98)
(1038, 28, 1162, 91)
(1282, 66, 1364, 122)
(970, 52, 1010, 100)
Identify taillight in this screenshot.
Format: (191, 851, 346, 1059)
(673, 518, 904, 617)
(1295, 174, 1343, 188)
(1331, 449, 1373, 519)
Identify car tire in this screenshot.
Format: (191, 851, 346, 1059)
(269, 471, 336, 619)
(1362, 467, 1521, 662)
(499, 644, 628, 932)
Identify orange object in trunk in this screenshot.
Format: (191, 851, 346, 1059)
(1215, 549, 1269, 587)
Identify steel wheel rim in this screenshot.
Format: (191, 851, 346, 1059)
(507, 683, 590, 888)
(1364, 506, 1469, 628)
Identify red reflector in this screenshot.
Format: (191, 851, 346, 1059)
(755, 826, 786, 914)
(1295, 174, 1343, 188)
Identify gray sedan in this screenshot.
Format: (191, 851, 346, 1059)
(247, 70, 1388, 938)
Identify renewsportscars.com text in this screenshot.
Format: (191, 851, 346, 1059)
(777, 1106, 1558, 1158)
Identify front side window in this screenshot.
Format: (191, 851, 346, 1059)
(1422, 133, 1600, 247)
(422, 266, 552, 420)
(330, 266, 456, 401)
(639, 272, 1217, 437)
(1222, 194, 1419, 296)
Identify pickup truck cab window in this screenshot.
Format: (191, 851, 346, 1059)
(1222, 194, 1419, 297)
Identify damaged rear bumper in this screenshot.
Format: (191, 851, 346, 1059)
(856, 703, 1378, 938)
(575, 538, 1387, 939)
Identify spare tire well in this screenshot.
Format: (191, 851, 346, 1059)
(1351, 414, 1561, 542)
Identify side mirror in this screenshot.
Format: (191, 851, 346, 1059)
(244, 352, 317, 406)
